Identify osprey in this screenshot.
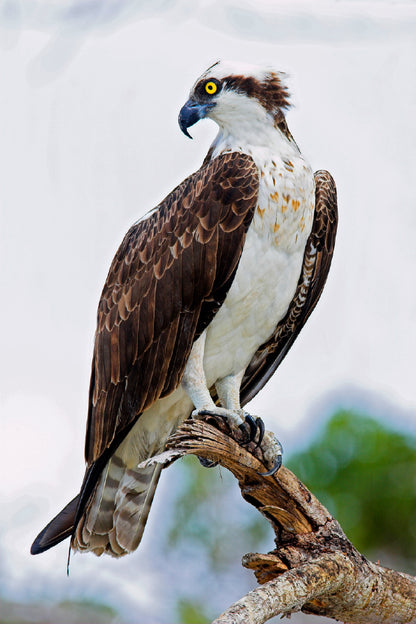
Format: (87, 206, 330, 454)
(31, 61, 337, 558)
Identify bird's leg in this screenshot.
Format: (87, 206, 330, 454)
(215, 373, 283, 475)
(182, 333, 233, 467)
(182, 333, 226, 414)
(214, 372, 266, 449)
(182, 339, 255, 465)
(182, 335, 282, 474)
(182, 334, 242, 425)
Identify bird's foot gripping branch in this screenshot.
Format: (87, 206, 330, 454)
(190, 410, 283, 475)
(164, 415, 416, 624)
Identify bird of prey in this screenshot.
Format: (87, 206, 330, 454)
(31, 61, 337, 558)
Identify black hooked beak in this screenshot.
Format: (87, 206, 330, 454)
(178, 99, 215, 139)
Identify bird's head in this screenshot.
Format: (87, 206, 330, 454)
(178, 60, 291, 140)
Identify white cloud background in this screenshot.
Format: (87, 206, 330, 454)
(0, 1, 415, 622)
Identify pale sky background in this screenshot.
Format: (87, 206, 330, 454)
(0, 1, 415, 622)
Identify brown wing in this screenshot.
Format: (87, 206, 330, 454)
(85, 152, 259, 464)
(239, 169, 338, 405)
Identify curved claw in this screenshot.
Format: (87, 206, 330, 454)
(198, 456, 219, 468)
(254, 417, 265, 448)
(239, 414, 265, 446)
(257, 453, 283, 477)
(239, 413, 257, 440)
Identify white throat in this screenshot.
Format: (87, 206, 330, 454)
(207, 92, 299, 165)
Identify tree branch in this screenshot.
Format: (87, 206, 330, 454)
(165, 417, 416, 624)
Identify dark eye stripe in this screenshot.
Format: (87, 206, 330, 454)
(223, 74, 290, 114)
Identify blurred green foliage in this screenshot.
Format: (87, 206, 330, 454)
(167, 455, 270, 623)
(176, 598, 212, 624)
(167, 455, 270, 571)
(287, 410, 416, 573)
(0, 597, 119, 623)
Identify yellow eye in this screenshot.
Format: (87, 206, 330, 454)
(205, 81, 218, 95)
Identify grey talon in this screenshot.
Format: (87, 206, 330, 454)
(255, 417, 265, 447)
(239, 413, 257, 441)
(257, 454, 283, 477)
(198, 456, 219, 468)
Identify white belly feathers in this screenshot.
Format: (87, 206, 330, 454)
(202, 150, 315, 387)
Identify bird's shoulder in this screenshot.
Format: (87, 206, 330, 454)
(97, 151, 259, 325)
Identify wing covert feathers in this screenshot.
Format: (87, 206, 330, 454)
(31, 153, 258, 556)
(86, 152, 258, 464)
(240, 169, 338, 405)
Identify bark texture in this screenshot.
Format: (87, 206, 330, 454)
(165, 415, 416, 624)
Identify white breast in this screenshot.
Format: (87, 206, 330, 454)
(202, 140, 315, 388)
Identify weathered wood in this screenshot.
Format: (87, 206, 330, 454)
(166, 417, 416, 624)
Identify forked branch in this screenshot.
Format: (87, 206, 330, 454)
(164, 417, 416, 624)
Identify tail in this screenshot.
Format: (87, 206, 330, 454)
(30, 403, 186, 557)
(73, 457, 162, 556)
(31, 458, 162, 557)
(31, 495, 79, 555)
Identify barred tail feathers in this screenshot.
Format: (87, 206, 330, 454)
(73, 453, 162, 557)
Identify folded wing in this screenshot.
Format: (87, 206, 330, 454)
(31, 152, 259, 555)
